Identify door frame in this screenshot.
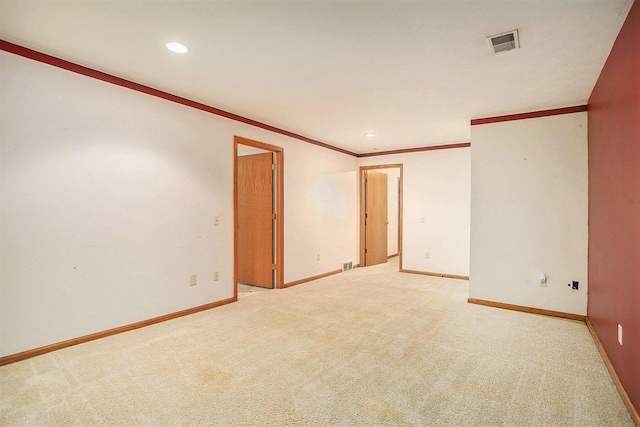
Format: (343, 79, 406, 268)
(359, 164, 403, 270)
(233, 136, 284, 299)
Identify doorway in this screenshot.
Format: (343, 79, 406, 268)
(359, 164, 403, 269)
(234, 136, 284, 299)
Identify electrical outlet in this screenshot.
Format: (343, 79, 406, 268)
(214, 271, 219, 281)
(317, 253, 320, 261)
(618, 324, 623, 345)
(190, 274, 197, 286)
(214, 216, 220, 226)
(425, 252, 430, 259)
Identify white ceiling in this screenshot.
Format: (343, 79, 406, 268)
(0, 0, 633, 155)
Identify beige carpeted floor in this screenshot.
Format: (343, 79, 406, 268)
(1, 258, 633, 426)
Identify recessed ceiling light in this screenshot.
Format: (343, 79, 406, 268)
(364, 133, 376, 138)
(166, 42, 188, 53)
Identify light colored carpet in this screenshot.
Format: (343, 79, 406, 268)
(0, 258, 633, 426)
(238, 283, 269, 295)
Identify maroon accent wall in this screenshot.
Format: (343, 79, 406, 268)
(588, 0, 640, 412)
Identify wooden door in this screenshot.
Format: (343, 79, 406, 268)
(365, 170, 388, 266)
(237, 152, 273, 288)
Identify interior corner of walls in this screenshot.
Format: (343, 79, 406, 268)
(4, 46, 360, 356)
(367, 149, 470, 277)
(281, 141, 359, 284)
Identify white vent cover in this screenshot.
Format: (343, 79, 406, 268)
(488, 30, 520, 54)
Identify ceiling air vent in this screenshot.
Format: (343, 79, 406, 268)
(488, 30, 520, 54)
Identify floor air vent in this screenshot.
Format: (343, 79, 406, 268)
(488, 30, 520, 54)
(342, 262, 353, 272)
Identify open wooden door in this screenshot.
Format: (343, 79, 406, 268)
(364, 170, 388, 266)
(237, 152, 274, 288)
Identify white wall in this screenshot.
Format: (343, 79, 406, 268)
(282, 141, 359, 279)
(469, 113, 588, 315)
(359, 148, 471, 276)
(0, 52, 358, 357)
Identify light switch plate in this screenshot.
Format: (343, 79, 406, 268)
(618, 324, 623, 345)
